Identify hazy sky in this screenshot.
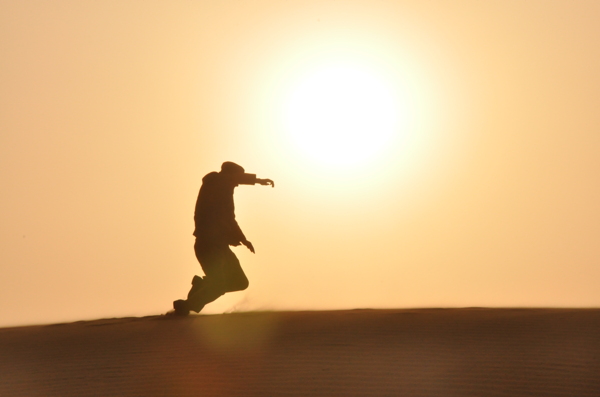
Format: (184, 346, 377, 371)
(2, 1, 600, 327)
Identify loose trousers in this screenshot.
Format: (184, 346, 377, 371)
(187, 239, 249, 311)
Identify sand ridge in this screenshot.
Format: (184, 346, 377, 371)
(1, 308, 599, 396)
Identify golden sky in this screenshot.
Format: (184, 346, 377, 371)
(1, 0, 600, 327)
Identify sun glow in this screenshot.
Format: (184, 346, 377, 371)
(283, 63, 404, 168)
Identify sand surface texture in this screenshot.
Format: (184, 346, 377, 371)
(1, 309, 599, 396)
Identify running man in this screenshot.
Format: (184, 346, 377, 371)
(173, 161, 274, 315)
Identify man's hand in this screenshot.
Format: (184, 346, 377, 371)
(242, 239, 255, 253)
(257, 178, 275, 187)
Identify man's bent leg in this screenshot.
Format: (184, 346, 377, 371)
(188, 245, 249, 310)
(185, 241, 231, 312)
(180, 241, 250, 313)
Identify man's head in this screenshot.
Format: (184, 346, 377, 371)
(220, 161, 245, 175)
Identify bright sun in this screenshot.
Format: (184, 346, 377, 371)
(283, 63, 402, 168)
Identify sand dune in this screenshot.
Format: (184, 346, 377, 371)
(1, 309, 599, 396)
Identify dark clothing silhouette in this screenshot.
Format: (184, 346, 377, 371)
(193, 170, 257, 245)
(173, 162, 273, 315)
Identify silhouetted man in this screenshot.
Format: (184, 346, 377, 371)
(173, 161, 274, 315)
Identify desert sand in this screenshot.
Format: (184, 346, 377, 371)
(1, 309, 599, 396)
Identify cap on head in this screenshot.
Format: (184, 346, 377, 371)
(220, 161, 245, 174)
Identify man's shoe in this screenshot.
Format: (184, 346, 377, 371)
(173, 299, 190, 316)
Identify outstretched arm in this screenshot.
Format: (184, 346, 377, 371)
(257, 178, 274, 187)
(235, 173, 274, 187)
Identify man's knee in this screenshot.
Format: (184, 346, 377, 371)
(226, 276, 248, 293)
(238, 277, 249, 291)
